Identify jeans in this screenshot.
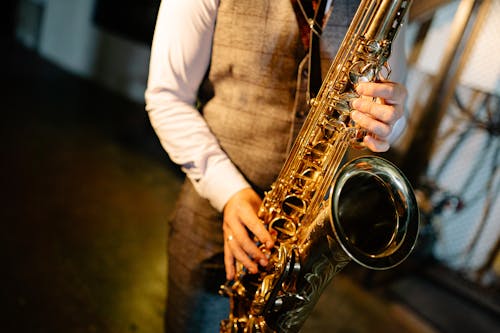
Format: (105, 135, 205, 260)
(189, 291, 230, 333)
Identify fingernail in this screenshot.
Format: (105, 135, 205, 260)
(259, 258, 268, 266)
(266, 240, 273, 248)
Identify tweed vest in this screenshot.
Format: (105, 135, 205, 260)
(202, 0, 359, 193)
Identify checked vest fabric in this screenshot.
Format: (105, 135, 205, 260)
(202, 0, 359, 193)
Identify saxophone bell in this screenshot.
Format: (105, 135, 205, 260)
(329, 156, 419, 270)
(258, 156, 420, 332)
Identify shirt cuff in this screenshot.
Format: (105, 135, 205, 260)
(191, 159, 251, 212)
(388, 113, 407, 144)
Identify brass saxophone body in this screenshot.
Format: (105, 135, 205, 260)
(220, 1, 419, 332)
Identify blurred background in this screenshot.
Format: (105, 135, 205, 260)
(1, 0, 498, 332)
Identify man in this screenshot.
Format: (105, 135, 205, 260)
(145, 0, 408, 331)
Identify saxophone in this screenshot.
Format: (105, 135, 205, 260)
(220, 1, 419, 332)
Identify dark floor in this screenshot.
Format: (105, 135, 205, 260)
(1, 42, 499, 333)
(1, 42, 181, 333)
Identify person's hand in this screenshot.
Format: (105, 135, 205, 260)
(222, 188, 274, 280)
(351, 81, 407, 152)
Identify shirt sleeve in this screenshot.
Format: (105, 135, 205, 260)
(386, 16, 409, 144)
(145, 0, 251, 212)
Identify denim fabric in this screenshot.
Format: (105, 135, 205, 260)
(189, 291, 229, 333)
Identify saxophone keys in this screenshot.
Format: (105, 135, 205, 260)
(349, 127, 368, 149)
(364, 39, 381, 54)
(349, 61, 377, 85)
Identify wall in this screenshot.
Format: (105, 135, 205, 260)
(17, 0, 152, 104)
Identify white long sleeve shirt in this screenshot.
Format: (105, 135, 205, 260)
(145, 0, 249, 213)
(145, 0, 407, 213)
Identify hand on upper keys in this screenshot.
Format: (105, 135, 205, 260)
(351, 81, 407, 152)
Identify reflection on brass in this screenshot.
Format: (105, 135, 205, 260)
(219, 1, 419, 332)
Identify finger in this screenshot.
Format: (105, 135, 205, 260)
(363, 134, 390, 152)
(239, 206, 274, 249)
(224, 237, 235, 280)
(352, 98, 402, 125)
(227, 218, 269, 266)
(225, 232, 259, 274)
(351, 110, 392, 139)
(356, 81, 407, 105)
